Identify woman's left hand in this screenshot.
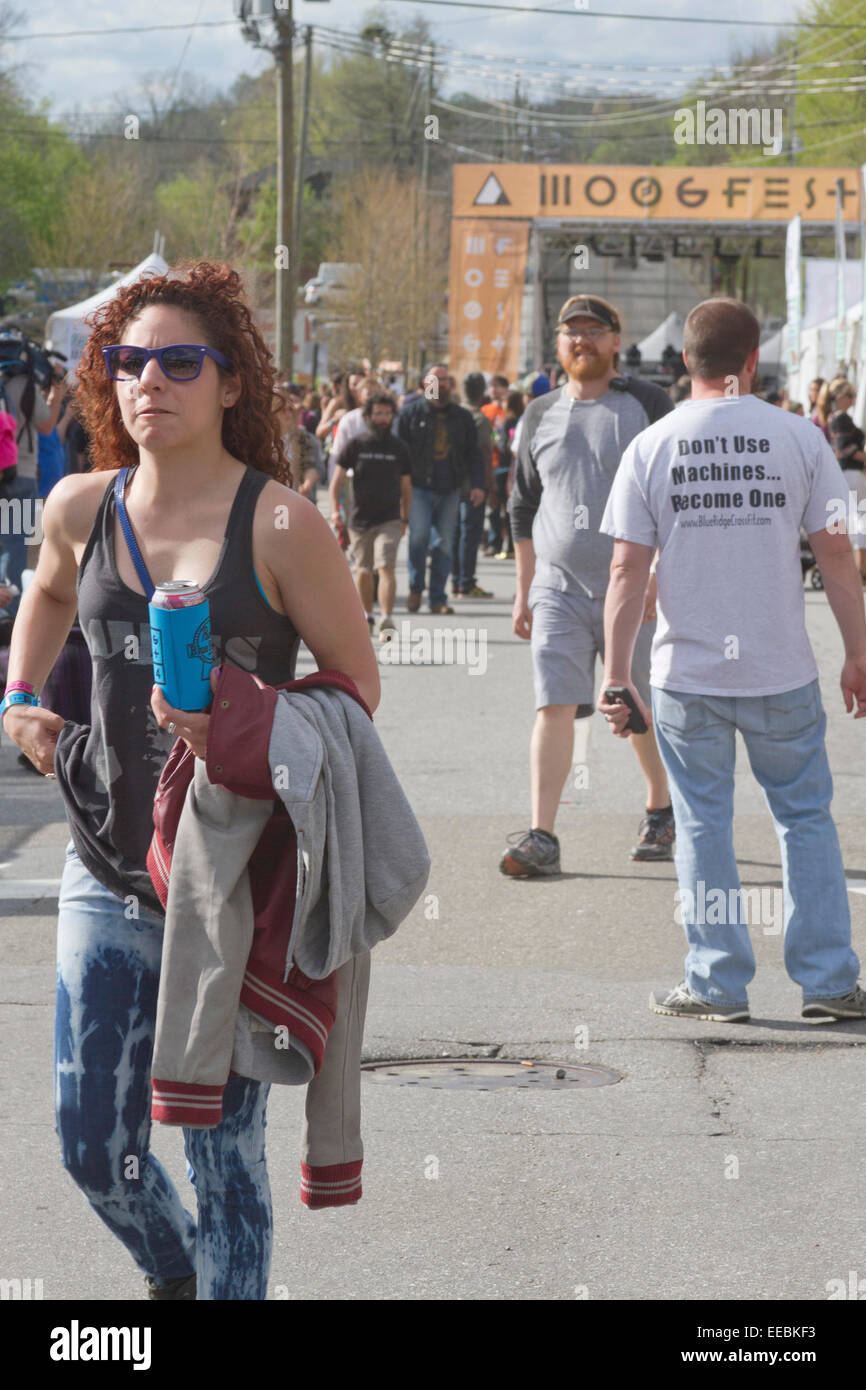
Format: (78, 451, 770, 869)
(151, 666, 221, 759)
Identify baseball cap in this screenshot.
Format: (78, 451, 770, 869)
(529, 373, 551, 397)
(556, 295, 620, 332)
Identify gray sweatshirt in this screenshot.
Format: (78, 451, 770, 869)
(151, 684, 430, 1150)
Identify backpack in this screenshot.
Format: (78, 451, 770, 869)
(0, 407, 17, 473)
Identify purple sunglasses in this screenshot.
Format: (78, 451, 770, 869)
(102, 343, 232, 382)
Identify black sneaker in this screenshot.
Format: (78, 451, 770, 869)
(630, 807, 675, 862)
(145, 1273, 197, 1300)
(499, 828, 561, 877)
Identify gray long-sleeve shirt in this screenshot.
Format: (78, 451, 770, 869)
(508, 378, 673, 597)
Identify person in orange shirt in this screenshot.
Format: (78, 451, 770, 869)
(482, 375, 511, 557)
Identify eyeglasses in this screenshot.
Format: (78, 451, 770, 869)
(102, 344, 232, 382)
(558, 325, 613, 341)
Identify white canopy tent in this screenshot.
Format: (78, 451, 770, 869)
(44, 252, 168, 373)
(635, 311, 685, 362)
(788, 301, 863, 405)
(757, 328, 784, 369)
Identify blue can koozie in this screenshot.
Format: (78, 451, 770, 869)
(149, 581, 213, 712)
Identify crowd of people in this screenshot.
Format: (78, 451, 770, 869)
(2, 262, 866, 1304)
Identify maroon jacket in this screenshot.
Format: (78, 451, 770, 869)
(147, 662, 373, 1208)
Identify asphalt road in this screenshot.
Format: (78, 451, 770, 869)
(2, 549, 865, 1303)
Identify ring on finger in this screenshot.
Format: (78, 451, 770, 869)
(167, 721, 177, 736)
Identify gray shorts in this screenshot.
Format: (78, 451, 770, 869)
(528, 583, 653, 713)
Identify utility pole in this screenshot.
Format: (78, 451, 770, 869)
(532, 228, 544, 371)
(293, 25, 313, 279)
(236, 0, 303, 376)
(789, 41, 797, 160)
(420, 47, 434, 265)
(419, 47, 435, 378)
(274, 4, 295, 377)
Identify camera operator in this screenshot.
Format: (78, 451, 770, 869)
(0, 357, 69, 613)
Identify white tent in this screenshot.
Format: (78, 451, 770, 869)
(757, 328, 784, 368)
(782, 300, 865, 422)
(635, 311, 685, 362)
(44, 253, 168, 373)
(792, 301, 862, 394)
(802, 259, 863, 330)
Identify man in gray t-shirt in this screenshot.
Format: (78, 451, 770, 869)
(600, 296, 866, 1024)
(500, 293, 675, 879)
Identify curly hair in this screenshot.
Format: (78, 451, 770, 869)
(361, 389, 397, 422)
(75, 260, 293, 487)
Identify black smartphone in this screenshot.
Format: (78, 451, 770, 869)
(603, 685, 648, 735)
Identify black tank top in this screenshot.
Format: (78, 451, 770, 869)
(54, 464, 301, 914)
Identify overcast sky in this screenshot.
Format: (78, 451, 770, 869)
(9, 0, 803, 123)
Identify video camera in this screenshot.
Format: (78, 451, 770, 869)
(0, 326, 67, 392)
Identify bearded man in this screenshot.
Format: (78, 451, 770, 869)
(500, 295, 676, 877)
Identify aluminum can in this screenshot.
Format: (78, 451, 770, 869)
(149, 581, 213, 711)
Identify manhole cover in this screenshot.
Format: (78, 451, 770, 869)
(361, 1058, 623, 1090)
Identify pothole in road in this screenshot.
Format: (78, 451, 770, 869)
(361, 1058, 623, 1090)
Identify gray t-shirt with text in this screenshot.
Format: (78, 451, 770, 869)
(600, 394, 846, 696)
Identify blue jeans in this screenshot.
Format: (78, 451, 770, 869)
(0, 473, 38, 617)
(55, 843, 273, 1300)
(451, 496, 486, 593)
(487, 467, 511, 552)
(651, 682, 860, 1007)
(407, 487, 459, 606)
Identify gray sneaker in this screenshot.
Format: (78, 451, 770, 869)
(650, 982, 750, 1022)
(801, 985, 866, 1022)
(377, 615, 397, 642)
(499, 829, 561, 877)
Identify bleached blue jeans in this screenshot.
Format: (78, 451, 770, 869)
(54, 841, 273, 1300)
(651, 681, 860, 1008)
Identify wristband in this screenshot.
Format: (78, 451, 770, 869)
(0, 691, 38, 724)
(6, 680, 37, 697)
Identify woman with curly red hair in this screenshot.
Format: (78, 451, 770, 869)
(2, 260, 379, 1300)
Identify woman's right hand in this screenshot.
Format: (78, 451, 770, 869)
(2, 705, 67, 775)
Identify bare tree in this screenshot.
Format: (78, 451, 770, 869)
(324, 168, 447, 373)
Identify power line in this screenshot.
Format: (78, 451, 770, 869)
(381, 0, 864, 30)
(2, 20, 237, 41)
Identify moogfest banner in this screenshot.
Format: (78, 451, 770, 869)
(447, 217, 530, 385)
(452, 164, 862, 224)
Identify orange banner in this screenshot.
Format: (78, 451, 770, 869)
(453, 165, 861, 224)
(447, 218, 530, 384)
